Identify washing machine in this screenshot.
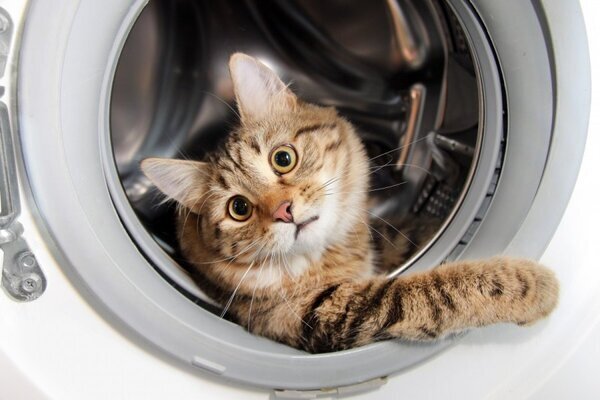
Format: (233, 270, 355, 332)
(1, 0, 598, 398)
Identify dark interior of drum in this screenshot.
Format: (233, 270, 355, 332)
(110, 0, 479, 292)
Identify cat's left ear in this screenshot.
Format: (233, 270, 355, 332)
(140, 158, 208, 210)
(229, 53, 297, 123)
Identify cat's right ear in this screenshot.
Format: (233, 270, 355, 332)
(229, 52, 297, 123)
(140, 158, 207, 209)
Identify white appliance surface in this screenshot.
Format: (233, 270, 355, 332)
(0, 1, 599, 399)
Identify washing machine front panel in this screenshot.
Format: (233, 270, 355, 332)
(7, 0, 592, 395)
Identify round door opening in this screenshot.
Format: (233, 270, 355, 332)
(22, 0, 585, 389)
(109, 0, 495, 309)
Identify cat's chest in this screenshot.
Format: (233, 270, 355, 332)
(310, 245, 375, 281)
(247, 249, 375, 293)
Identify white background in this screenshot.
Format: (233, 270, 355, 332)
(1, 0, 599, 399)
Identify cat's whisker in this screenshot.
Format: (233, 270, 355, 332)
(317, 155, 376, 191)
(359, 218, 376, 245)
(237, 239, 266, 264)
(324, 180, 408, 196)
(220, 259, 255, 319)
(283, 252, 301, 285)
(200, 90, 242, 120)
(175, 150, 194, 162)
(315, 160, 385, 197)
(195, 190, 221, 214)
(277, 81, 295, 98)
(331, 159, 427, 193)
(275, 264, 312, 330)
(394, 162, 434, 177)
(360, 207, 418, 248)
(277, 249, 297, 283)
(277, 251, 289, 280)
(176, 187, 201, 219)
(343, 209, 375, 245)
(213, 243, 260, 277)
(181, 196, 202, 233)
(317, 176, 340, 191)
(174, 152, 213, 184)
(212, 240, 261, 265)
(178, 188, 217, 234)
(196, 238, 261, 265)
(367, 157, 395, 169)
(357, 218, 400, 252)
(315, 181, 336, 193)
(320, 157, 431, 200)
(362, 161, 432, 182)
(366, 135, 430, 163)
(183, 190, 220, 234)
(346, 207, 413, 254)
(247, 243, 269, 332)
(287, 264, 302, 299)
(365, 163, 392, 177)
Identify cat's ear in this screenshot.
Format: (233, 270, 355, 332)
(141, 158, 208, 209)
(229, 53, 297, 123)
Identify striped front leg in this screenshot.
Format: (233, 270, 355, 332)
(294, 257, 558, 353)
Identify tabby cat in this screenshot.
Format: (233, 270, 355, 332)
(141, 53, 559, 353)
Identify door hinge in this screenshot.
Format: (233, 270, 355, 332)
(1, 222, 46, 301)
(0, 3, 46, 302)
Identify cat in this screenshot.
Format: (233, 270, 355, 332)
(141, 53, 559, 353)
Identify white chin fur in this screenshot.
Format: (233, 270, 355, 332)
(247, 178, 358, 288)
(272, 178, 350, 257)
(270, 223, 297, 253)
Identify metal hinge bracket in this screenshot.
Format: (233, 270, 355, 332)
(1, 222, 46, 301)
(0, 3, 46, 302)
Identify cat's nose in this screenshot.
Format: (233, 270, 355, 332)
(273, 201, 293, 223)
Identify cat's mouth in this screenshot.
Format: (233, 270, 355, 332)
(294, 216, 319, 239)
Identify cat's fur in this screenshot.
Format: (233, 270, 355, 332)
(141, 53, 559, 353)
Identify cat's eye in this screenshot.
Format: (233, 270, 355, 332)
(227, 196, 253, 221)
(270, 145, 298, 174)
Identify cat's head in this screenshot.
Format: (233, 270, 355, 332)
(141, 53, 368, 266)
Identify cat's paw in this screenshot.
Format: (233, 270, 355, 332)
(502, 258, 559, 326)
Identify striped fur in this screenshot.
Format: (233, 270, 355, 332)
(142, 53, 559, 353)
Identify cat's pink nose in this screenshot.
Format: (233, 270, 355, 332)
(273, 201, 293, 223)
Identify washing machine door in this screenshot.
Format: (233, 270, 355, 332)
(1, 0, 592, 396)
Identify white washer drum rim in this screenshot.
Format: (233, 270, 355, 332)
(14, 0, 590, 392)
